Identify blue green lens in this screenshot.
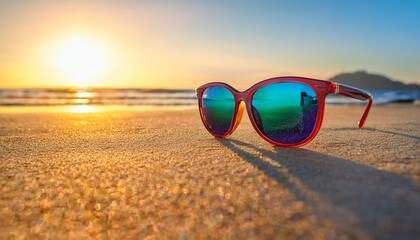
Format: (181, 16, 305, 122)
(251, 82, 318, 144)
(202, 86, 235, 136)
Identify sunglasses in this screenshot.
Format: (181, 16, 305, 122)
(196, 77, 373, 147)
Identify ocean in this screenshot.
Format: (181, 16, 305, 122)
(0, 88, 419, 106)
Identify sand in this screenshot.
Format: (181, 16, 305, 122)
(0, 105, 419, 239)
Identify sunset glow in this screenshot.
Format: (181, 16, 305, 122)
(0, 1, 419, 89)
(53, 36, 111, 87)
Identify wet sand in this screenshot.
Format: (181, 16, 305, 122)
(0, 105, 419, 239)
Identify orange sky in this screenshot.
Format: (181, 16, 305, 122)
(1, 1, 419, 89)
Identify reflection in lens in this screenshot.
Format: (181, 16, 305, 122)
(201, 86, 235, 136)
(251, 82, 318, 144)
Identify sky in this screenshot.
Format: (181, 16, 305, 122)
(0, 0, 419, 89)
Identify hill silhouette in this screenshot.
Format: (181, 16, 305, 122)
(328, 71, 420, 90)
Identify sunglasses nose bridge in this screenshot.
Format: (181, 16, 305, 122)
(230, 91, 249, 133)
(236, 91, 249, 102)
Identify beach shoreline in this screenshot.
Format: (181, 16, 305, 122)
(0, 105, 419, 239)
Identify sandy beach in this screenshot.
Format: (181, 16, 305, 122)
(0, 105, 419, 239)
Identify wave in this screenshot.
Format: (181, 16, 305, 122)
(0, 88, 418, 106)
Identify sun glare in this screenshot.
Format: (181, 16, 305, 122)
(53, 36, 110, 87)
(67, 105, 98, 113)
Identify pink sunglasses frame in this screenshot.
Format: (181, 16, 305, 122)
(196, 76, 373, 147)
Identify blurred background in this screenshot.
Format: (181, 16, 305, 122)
(0, 0, 419, 106)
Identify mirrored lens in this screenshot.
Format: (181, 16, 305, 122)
(201, 86, 235, 136)
(251, 82, 318, 144)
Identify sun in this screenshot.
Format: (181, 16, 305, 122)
(53, 36, 110, 87)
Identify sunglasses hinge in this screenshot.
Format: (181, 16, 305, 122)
(329, 82, 340, 94)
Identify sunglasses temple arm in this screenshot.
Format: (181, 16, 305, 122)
(331, 83, 373, 128)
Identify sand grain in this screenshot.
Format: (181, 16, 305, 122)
(0, 105, 419, 239)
